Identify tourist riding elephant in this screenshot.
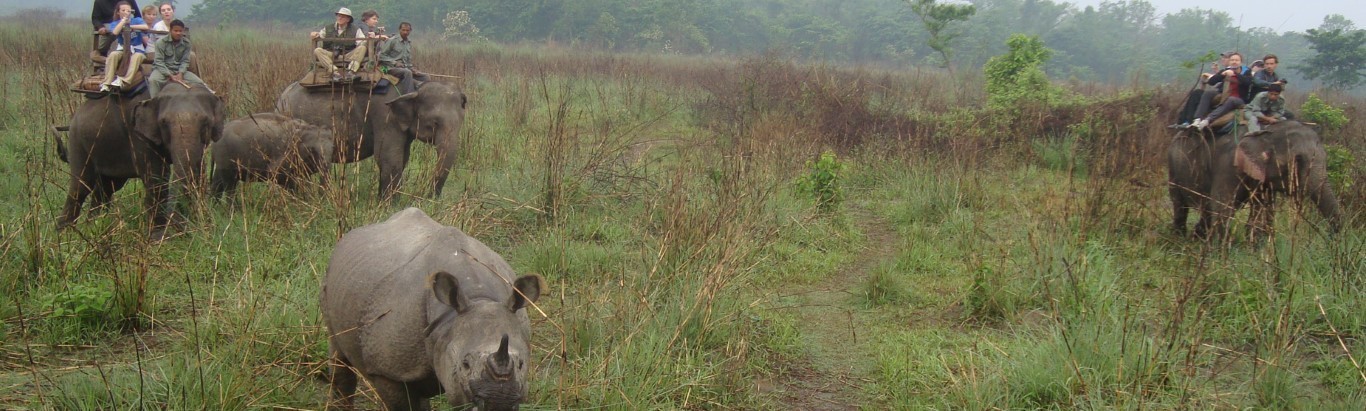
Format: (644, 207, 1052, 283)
(56, 85, 224, 239)
(211, 113, 334, 197)
(275, 82, 467, 199)
(1168, 121, 1343, 243)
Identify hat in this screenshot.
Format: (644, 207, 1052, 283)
(335, 7, 353, 17)
(1220, 50, 1237, 57)
(1251, 60, 1265, 67)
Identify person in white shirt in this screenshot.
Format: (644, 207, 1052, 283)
(149, 2, 174, 42)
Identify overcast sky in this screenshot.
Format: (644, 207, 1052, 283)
(1067, 0, 1364, 32)
(2, 0, 1361, 33)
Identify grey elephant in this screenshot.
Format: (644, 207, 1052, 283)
(1167, 128, 1215, 237)
(322, 207, 542, 411)
(211, 113, 334, 197)
(1168, 121, 1343, 242)
(56, 85, 224, 239)
(276, 82, 466, 199)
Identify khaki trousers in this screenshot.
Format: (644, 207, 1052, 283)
(314, 45, 367, 73)
(103, 50, 146, 84)
(148, 71, 206, 98)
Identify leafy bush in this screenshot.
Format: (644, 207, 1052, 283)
(1326, 145, 1356, 191)
(984, 34, 1062, 110)
(795, 151, 846, 212)
(1301, 94, 1349, 131)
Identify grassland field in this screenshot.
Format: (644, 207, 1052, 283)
(1, 17, 1365, 410)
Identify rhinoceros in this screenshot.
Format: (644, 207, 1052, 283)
(321, 207, 543, 411)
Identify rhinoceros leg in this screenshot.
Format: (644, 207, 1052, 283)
(371, 376, 428, 411)
(326, 350, 358, 411)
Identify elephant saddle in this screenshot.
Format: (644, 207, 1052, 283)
(70, 63, 152, 97)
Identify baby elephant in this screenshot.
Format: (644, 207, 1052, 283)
(211, 113, 333, 197)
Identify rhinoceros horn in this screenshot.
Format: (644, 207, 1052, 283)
(487, 334, 513, 381)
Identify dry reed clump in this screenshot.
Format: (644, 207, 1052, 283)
(692, 54, 915, 153)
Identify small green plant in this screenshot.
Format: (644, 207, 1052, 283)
(966, 265, 1012, 321)
(1301, 94, 1349, 131)
(1325, 145, 1356, 191)
(860, 262, 913, 307)
(796, 150, 846, 212)
(42, 283, 114, 325)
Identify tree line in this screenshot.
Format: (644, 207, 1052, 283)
(187, 0, 1365, 90)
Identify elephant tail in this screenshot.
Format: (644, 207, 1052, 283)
(52, 125, 69, 162)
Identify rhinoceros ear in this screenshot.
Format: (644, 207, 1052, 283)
(508, 275, 543, 312)
(430, 271, 471, 313)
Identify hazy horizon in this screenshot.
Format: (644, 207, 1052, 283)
(3, 0, 1362, 34)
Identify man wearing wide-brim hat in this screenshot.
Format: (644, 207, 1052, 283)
(310, 7, 367, 82)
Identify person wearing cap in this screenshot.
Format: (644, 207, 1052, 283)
(378, 22, 429, 94)
(1188, 52, 1248, 128)
(1242, 83, 1288, 133)
(310, 7, 367, 81)
(1191, 52, 1253, 130)
(148, 19, 207, 97)
(1173, 51, 1235, 128)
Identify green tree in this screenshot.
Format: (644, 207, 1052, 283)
(1299, 14, 1366, 90)
(905, 0, 977, 73)
(984, 34, 1059, 109)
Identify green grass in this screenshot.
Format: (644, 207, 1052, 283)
(3, 17, 1366, 410)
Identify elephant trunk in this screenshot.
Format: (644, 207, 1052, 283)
(165, 120, 211, 211)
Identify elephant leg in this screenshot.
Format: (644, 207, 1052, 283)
(277, 173, 300, 193)
(143, 165, 174, 241)
(376, 137, 414, 200)
(89, 176, 129, 214)
(1246, 189, 1275, 245)
(58, 166, 98, 230)
(210, 166, 236, 199)
(1169, 185, 1191, 236)
(326, 350, 358, 411)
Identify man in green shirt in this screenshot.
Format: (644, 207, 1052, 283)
(378, 22, 428, 94)
(1242, 83, 1286, 133)
(148, 19, 207, 97)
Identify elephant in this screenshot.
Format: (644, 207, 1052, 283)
(211, 113, 334, 197)
(1167, 128, 1215, 237)
(322, 208, 543, 411)
(275, 81, 467, 200)
(1168, 120, 1343, 243)
(56, 85, 224, 239)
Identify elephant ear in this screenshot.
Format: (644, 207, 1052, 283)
(385, 92, 421, 135)
(1235, 144, 1269, 183)
(133, 99, 162, 145)
(208, 94, 227, 144)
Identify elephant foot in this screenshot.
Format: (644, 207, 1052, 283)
(54, 218, 76, 231)
(148, 226, 171, 243)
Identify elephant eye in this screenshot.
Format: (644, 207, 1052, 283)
(461, 359, 470, 370)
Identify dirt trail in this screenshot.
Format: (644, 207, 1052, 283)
(768, 207, 900, 410)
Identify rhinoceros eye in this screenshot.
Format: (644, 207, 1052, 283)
(461, 358, 471, 370)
